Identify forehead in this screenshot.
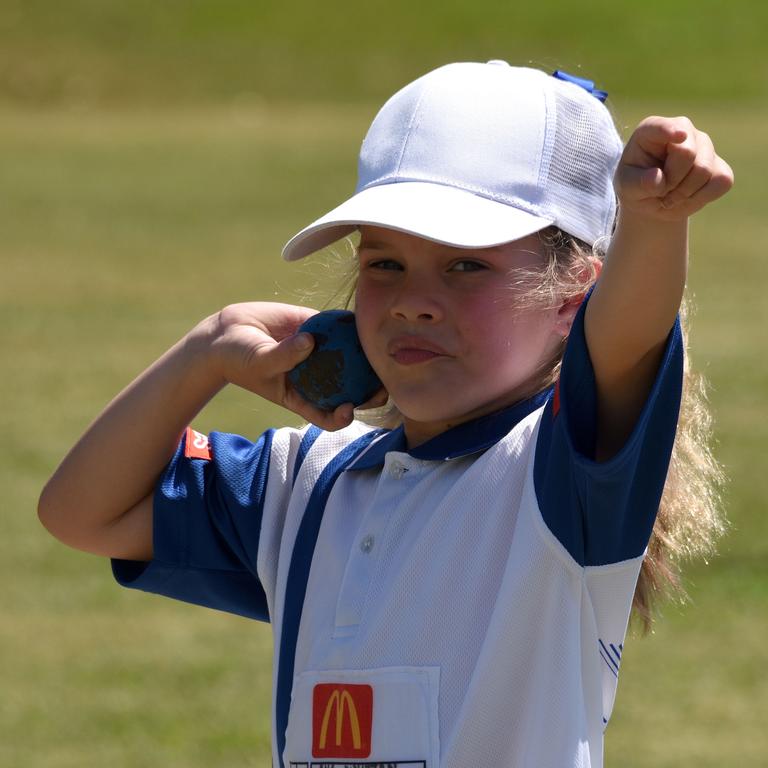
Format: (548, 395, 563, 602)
(357, 225, 545, 263)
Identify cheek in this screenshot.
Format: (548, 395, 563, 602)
(463, 300, 557, 362)
(353, 286, 381, 355)
(354, 279, 381, 316)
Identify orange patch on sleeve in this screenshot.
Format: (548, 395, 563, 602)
(184, 427, 212, 460)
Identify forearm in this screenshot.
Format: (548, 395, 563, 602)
(587, 212, 688, 365)
(38, 300, 356, 556)
(582, 213, 688, 460)
(39, 314, 225, 547)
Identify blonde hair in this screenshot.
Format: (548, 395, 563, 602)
(318, 227, 726, 631)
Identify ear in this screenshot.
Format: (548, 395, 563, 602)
(553, 257, 602, 337)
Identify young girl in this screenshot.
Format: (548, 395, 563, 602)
(39, 61, 732, 767)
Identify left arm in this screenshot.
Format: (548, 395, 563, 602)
(585, 116, 733, 460)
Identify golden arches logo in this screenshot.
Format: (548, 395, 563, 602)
(312, 682, 372, 758)
(318, 688, 361, 750)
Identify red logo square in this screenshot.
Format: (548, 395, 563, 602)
(312, 683, 373, 758)
(184, 427, 212, 460)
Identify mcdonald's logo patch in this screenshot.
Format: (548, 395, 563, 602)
(184, 427, 212, 461)
(312, 683, 373, 758)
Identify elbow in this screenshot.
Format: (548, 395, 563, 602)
(37, 478, 69, 543)
(37, 478, 150, 560)
(37, 477, 87, 550)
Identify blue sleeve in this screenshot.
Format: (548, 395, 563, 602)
(533, 297, 684, 566)
(111, 428, 276, 621)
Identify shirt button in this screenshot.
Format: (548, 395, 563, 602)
(390, 461, 408, 479)
(360, 534, 375, 554)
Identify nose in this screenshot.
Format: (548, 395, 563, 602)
(390, 276, 444, 323)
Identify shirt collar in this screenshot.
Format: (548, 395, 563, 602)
(348, 387, 552, 470)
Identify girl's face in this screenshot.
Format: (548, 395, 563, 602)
(355, 225, 572, 447)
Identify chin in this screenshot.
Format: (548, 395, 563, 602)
(391, 395, 481, 426)
(392, 386, 526, 428)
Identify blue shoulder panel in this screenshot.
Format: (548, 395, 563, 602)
(112, 429, 275, 621)
(533, 299, 683, 566)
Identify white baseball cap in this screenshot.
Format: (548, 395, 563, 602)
(282, 61, 623, 261)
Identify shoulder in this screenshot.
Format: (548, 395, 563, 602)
(204, 419, 376, 465)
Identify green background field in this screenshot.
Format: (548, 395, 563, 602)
(2, 2, 766, 766)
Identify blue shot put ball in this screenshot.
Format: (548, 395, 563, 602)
(288, 309, 382, 410)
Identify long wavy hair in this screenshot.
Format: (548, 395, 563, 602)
(310, 227, 727, 632)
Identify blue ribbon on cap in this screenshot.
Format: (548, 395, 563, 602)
(552, 70, 608, 102)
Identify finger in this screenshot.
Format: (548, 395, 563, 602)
(660, 136, 716, 208)
(328, 403, 356, 430)
(625, 116, 689, 168)
(284, 390, 355, 431)
(659, 129, 699, 192)
(668, 155, 735, 214)
(356, 387, 390, 411)
(250, 303, 319, 341)
(637, 115, 691, 144)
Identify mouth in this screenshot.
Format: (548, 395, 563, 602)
(387, 336, 450, 366)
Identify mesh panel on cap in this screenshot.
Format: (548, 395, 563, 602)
(543, 90, 621, 243)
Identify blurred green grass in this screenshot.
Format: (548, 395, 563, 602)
(1, 0, 767, 107)
(1, 100, 766, 767)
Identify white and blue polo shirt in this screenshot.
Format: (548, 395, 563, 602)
(113, 301, 683, 768)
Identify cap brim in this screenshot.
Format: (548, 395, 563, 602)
(281, 181, 554, 261)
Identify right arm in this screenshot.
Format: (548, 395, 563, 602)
(37, 302, 360, 562)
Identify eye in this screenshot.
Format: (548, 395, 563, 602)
(365, 258, 403, 271)
(450, 260, 488, 272)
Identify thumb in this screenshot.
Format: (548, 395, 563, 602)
(616, 165, 667, 201)
(267, 331, 315, 374)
